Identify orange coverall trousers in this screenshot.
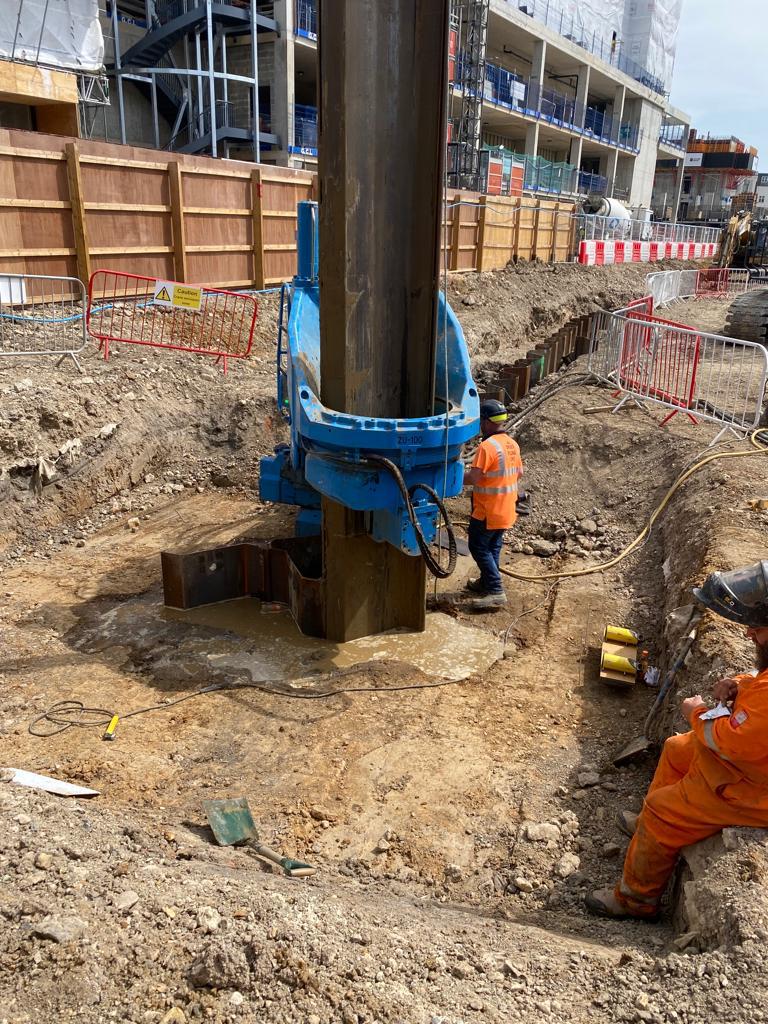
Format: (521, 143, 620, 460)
(616, 729, 768, 916)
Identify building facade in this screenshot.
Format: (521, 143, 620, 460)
(653, 131, 759, 223)
(0, 0, 692, 215)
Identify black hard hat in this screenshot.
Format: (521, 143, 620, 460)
(479, 398, 508, 423)
(693, 560, 768, 627)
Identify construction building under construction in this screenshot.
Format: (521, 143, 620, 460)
(653, 130, 760, 224)
(0, 0, 691, 212)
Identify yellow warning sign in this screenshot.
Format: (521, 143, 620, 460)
(172, 285, 203, 311)
(152, 280, 203, 312)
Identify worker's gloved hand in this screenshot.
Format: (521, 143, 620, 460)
(712, 676, 739, 705)
(681, 694, 707, 724)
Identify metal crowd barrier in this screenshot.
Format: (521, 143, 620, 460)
(589, 309, 768, 435)
(647, 268, 767, 308)
(0, 274, 88, 371)
(87, 271, 259, 373)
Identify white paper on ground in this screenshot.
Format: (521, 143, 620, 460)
(2, 768, 99, 798)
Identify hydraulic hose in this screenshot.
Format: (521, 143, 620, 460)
(498, 428, 768, 583)
(363, 453, 458, 579)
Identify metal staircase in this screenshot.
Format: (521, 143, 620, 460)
(110, 0, 279, 158)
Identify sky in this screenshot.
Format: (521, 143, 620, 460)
(670, 0, 768, 166)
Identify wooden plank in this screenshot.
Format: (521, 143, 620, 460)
(0, 145, 64, 161)
(450, 194, 462, 271)
(263, 210, 300, 219)
(183, 206, 251, 216)
(85, 202, 170, 213)
(0, 198, 70, 209)
(530, 200, 541, 261)
(551, 202, 559, 262)
(64, 142, 91, 284)
(186, 244, 253, 253)
(263, 243, 297, 252)
(0, 248, 75, 257)
(251, 167, 265, 291)
(168, 160, 187, 282)
(79, 154, 168, 172)
(476, 195, 488, 273)
(513, 197, 522, 260)
(90, 245, 174, 255)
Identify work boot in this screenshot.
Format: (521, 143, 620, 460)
(585, 886, 657, 920)
(464, 577, 487, 594)
(469, 592, 507, 611)
(617, 810, 639, 838)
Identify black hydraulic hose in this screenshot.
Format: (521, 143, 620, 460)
(362, 454, 458, 579)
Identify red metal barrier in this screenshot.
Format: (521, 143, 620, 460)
(695, 268, 730, 297)
(86, 270, 259, 373)
(618, 311, 701, 424)
(623, 294, 654, 317)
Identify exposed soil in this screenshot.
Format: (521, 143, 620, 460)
(2, 270, 768, 1024)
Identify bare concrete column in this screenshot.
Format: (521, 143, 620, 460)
(271, 0, 294, 166)
(574, 64, 590, 130)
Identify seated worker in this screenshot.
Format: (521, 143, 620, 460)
(463, 399, 523, 611)
(587, 560, 768, 919)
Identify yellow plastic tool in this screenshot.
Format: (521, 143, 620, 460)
(102, 715, 119, 741)
(604, 625, 640, 645)
(601, 651, 637, 675)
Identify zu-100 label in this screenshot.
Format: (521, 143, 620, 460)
(397, 434, 423, 446)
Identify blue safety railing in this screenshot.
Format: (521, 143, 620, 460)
(477, 61, 640, 153)
(505, 0, 665, 95)
(658, 123, 687, 152)
(578, 170, 608, 195)
(295, 0, 317, 40)
(289, 103, 317, 155)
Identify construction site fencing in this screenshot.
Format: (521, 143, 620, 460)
(0, 274, 88, 371)
(646, 269, 766, 308)
(86, 271, 259, 373)
(588, 309, 768, 433)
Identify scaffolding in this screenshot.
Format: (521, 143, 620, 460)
(448, 0, 489, 192)
(110, 0, 279, 159)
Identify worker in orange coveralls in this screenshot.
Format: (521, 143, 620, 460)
(587, 560, 768, 919)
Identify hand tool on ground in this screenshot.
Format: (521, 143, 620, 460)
(203, 797, 316, 878)
(613, 608, 701, 766)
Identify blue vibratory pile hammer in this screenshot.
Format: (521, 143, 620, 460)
(259, 201, 480, 559)
(161, 201, 479, 639)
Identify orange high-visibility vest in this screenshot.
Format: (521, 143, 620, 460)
(470, 433, 523, 530)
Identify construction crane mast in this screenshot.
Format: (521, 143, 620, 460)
(448, 0, 490, 192)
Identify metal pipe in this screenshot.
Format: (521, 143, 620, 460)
(206, 0, 217, 157)
(112, 0, 127, 145)
(250, 0, 261, 162)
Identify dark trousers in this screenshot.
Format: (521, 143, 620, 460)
(467, 517, 505, 594)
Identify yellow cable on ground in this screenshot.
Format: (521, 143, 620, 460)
(499, 428, 768, 583)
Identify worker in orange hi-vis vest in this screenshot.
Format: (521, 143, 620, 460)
(463, 399, 523, 611)
(587, 560, 768, 920)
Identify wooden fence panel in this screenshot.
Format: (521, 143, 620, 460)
(0, 127, 580, 292)
(479, 195, 518, 270)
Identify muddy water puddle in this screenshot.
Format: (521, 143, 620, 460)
(164, 598, 501, 682)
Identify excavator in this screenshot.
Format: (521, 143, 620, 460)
(718, 211, 768, 344)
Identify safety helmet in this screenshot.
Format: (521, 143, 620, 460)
(693, 561, 768, 627)
(479, 399, 508, 423)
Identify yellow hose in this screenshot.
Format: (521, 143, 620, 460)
(499, 428, 768, 583)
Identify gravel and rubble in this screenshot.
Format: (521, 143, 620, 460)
(3, 269, 768, 1022)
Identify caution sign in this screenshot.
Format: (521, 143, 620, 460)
(152, 280, 203, 312)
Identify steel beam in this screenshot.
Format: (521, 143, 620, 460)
(318, 0, 450, 642)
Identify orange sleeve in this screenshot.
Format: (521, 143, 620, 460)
(691, 679, 768, 764)
(471, 441, 491, 473)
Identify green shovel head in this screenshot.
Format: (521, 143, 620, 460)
(204, 797, 258, 846)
